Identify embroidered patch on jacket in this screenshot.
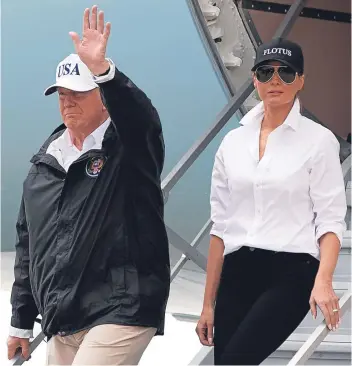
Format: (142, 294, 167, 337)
(86, 156, 106, 178)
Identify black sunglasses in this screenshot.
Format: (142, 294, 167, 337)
(255, 65, 297, 84)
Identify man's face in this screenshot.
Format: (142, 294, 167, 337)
(57, 87, 106, 129)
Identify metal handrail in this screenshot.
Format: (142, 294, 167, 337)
(273, 0, 308, 38)
(12, 329, 45, 366)
(342, 154, 351, 185)
(186, 287, 352, 366)
(171, 219, 211, 281)
(161, 78, 253, 196)
(284, 153, 352, 365)
(287, 290, 352, 365)
(166, 225, 207, 271)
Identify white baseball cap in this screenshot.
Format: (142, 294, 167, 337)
(44, 54, 98, 96)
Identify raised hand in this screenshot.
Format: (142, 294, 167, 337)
(69, 5, 111, 75)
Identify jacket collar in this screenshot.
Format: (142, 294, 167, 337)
(240, 98, 301, 131)
(34, 118, 117, 161)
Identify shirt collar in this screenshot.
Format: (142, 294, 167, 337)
(90, 117, 111, 148)
(62, 117, 111, 149)
(240, 98, 301, 131)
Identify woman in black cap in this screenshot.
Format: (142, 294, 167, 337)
(196, 38, 347, 365)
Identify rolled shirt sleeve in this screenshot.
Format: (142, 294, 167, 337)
(210, 139, 230, 239)
(309, 130, 347, 245)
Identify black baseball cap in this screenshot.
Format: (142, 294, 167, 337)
(251, 38, 304, 75)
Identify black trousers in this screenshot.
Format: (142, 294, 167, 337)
(213, 246, 319, 365)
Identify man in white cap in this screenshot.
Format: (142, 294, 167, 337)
(7, 5, 170, 365)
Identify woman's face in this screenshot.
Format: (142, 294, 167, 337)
(253, 61, 304, 107)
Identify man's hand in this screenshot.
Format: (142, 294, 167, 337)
(69, 5, 111, 75)
(7, 336, 30, 360)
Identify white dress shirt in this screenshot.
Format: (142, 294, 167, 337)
(46, 117, 111, 171)
(210, 98, 347, 259)
(9, 61, 116, 339)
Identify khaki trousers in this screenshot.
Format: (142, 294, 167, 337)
(46, 324, 157, 365)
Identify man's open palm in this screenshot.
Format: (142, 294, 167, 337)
(69, 5, 111, 75)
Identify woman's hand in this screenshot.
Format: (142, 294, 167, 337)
(196, 307, 214, 346)
(309, 278, 340, 331)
